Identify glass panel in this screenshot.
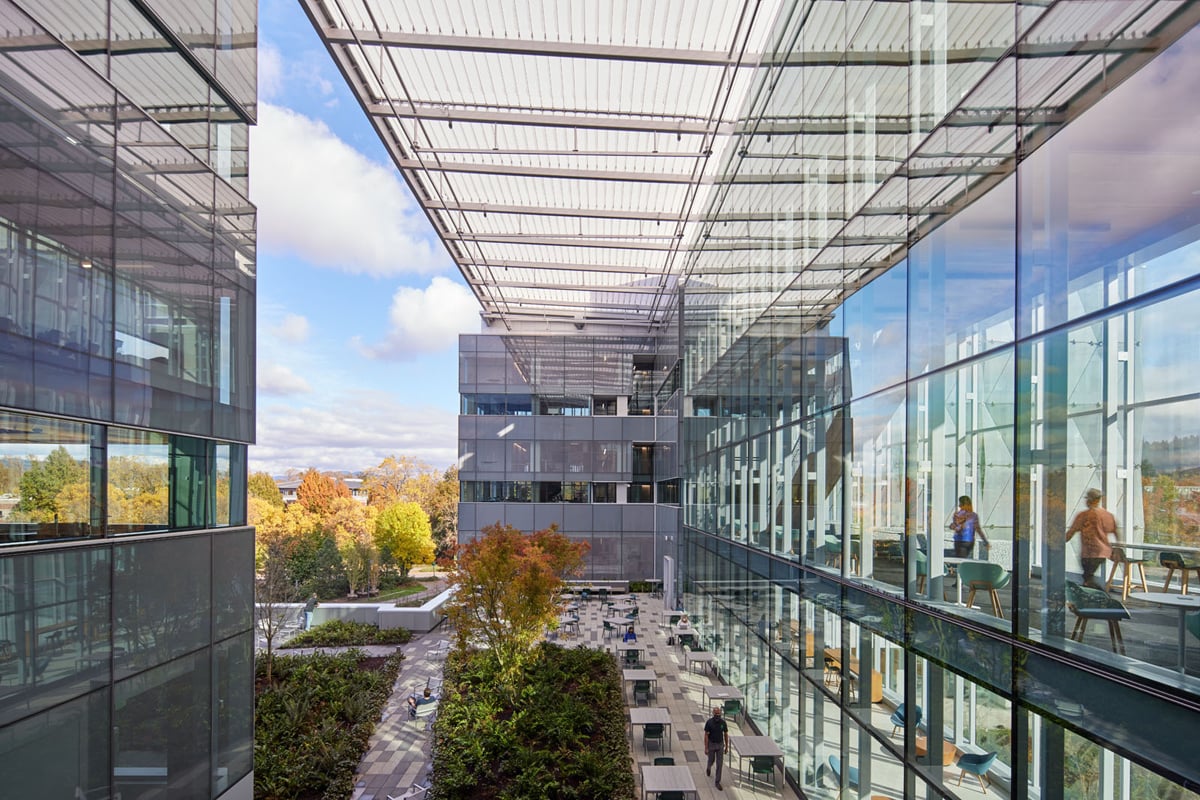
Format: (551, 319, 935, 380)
(113, 536, 210, 672)
(0, 411, 99, 544)
(0, 690, 109, 797)
(108, 428, 169, 534)
(214, 633, 253, 795)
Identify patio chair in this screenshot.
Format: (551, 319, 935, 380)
(723, 698, 743, 724)
(1160, 552, 1200, 594)
(603, 619, 617, 639)
(656, 793, 686, 800)
(633, 680, 652, 706)
(1105, 546, 1149, 601)
(890, 703, 922, 737)
(955, 751, 998, 794)
(653, 756, 675, 766)
(1065, 581, 1131, 654)
(623, 649, 641, 668)
(958, 561, 1011, 618)
(642, 722, 665, 752)
(749, 755, 777, 789)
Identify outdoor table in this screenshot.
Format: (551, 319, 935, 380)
(623, 668, 658, 700)
(1128, 591, 1200, 673)
(608, 603, 637, 616)
(703, 684, 744, 708)
(727, 735, 783, 783)
(640, 765, 697, 800)
(630, 706, 673, 751)
(684, 649, 716, 674)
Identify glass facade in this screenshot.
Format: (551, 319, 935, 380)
(0, 0, 256, 797)
(458, 334, 678, 580)
(678, 8, 1200, 800)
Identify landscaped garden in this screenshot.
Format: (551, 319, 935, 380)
(431, 643, 635, 800)
(282, 619, 412, 648)
(254, 649, 403, 800)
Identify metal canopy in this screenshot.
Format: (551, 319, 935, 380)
(303, 0, 1198, 336)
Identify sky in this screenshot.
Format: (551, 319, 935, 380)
(248, 0, 480, 478)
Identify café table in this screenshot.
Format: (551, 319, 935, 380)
(1128, 591, 1200, 673)
(727, 735, 783, 784)
(685, 649, 716, 674)
(623, 668, 658, 700)
(640, 765, 697, 800)
(630, 706, 673, 751)
(703, 684, 744, 710)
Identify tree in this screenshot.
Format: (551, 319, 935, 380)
(361, 455, 430, 507)
(443, 523, 588, 692)
(373, 501, 435, 579)
(427, 465, 460, 557)
(296, 468, 350, 517)
(11, 446, 87, 522)
(253, 500, 301, 684)
(248, 471, 284, 508)
(328, 497, 377, 596)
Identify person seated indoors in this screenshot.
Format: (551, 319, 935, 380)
(622, 625, 638, 643)
(408, 687, 437, 718)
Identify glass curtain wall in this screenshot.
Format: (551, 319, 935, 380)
(680, 3, 1200, 800)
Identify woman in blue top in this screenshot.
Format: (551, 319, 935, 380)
(622, 625, 637, 643)
(949, 495, 990, 558)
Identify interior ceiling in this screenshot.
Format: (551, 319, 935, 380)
(302, 0, 1197, 336)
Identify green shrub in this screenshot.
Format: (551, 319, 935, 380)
(282, 619, 412, 648)
(431, 643, 635, 800)
(627, 580, 657, 594)
(254, 649, 402, 800)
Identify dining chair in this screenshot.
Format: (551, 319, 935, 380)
(827, 755, 859, 790)
(914, 549, 928, 593)
(823, 655, 841, 688)
(652, 756, 675, 766)
(957, 561, 1011, 618)
(642, 722, 665, 752)
(749, 755, 777, 789)
(1065, 581, 1131, 654)
(632, 680, 652, 706)
(954, 751, 998, 794)
(722, 698, 743, 724)
(1105, 546, 1149, 601)
(1159, 552, 1200, 594)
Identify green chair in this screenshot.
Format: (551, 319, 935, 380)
(749, 755, 777, 789)
(642, 722, 665, 752)
(602, 620, 616, 639)
(957, 561, 1011, 618)
(633, 680, 652, 706)
(653, 757, 675, 766)
(1186, 611, 1200, 641)
(1105, 546, 1149, 601)
(1159, 552, 1200, 594)
(913, 549, 928, 593)
(1065, 581, 1131, 654)
(723, 698, 743, 724)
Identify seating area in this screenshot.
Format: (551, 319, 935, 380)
(1065, 581, 1131, 655)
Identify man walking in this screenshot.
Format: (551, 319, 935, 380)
(703, 706, 729, 790)
(303, 593, 319, 630)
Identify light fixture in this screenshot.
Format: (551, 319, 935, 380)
(80, 258, 93, 269)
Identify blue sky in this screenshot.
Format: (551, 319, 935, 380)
(248, 0, 478, 477)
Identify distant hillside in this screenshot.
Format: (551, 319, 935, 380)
(1143, 435, 1200, 479)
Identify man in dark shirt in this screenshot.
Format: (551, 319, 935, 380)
(703, 706, 729, 790)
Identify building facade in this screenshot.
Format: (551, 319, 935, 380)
(311, 1, 1200, 798)
(458, 333, 679, 582)
(0, 1, 256, 798)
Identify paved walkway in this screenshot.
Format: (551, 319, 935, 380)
(289, 595, 806, 800)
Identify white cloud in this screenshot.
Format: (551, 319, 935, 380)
(273, 313, 311, 343)
(251, 392, 458, 476)
(258, 363, 312, 396)
(250, 104, 448, 277)
(258, 43, 284, 101)
(354, 277, 480, 360)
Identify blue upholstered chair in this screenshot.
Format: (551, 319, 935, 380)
(827, 755, 859, 790)
(890, 702, 922, 737)
(1065, 581, 1131, 655)
(957, 561, 1011, 618)
(955, 751, 998, 793)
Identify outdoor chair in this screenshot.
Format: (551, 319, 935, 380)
(958, 561, 1011, 618)
(656, 793, 686, 800)
(723, 698, 743, 724)
(623, 649, 640, 668)
(597, 587, 609, 604)
(827, 755, 859, 790)
(955, 751, 998, 794)
(633, 680, 652, 706)
(602, 620, 616, 639)
(749, 755, 777, 789)
(642, 722, 665, 752)
(1160, 552, 1200, 594)
(1105, 546, 1149, 601)
(653, 757, 675, 766)
(580, 588, 591, 603)
(890, 703, 922, 737)
(1065, 581, 1131, 654)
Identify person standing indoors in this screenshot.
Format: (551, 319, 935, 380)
(703, 706, 729, 790)
(1066, 488, 1116, 590)
(949, 495, 990, 558)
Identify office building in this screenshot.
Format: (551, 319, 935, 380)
(0, 0, 256, 798)
(310, 1, 1200, 798)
